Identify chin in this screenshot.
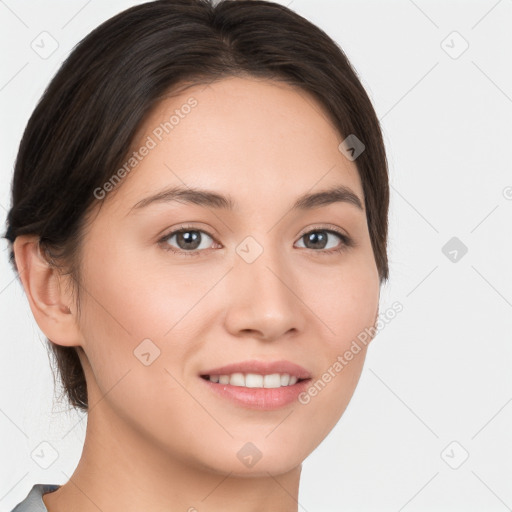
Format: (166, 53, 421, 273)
(190, 435, 312, 478)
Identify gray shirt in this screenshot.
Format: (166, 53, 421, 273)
(10, 484, 60, 512)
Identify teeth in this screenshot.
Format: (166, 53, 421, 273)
(206, 373, 301, 388)
(230, 373, 245, 386)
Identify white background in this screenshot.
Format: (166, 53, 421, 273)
(1, 1, 511, 511)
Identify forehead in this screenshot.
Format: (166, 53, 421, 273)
(102, 76, 364, 216)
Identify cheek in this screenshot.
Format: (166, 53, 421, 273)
(303, 256, 379, 350)
(76, 243, 221, 397)
(293, 259, 378, 427)
(294, 276, 374, 445)
(81, 237, 205, 339)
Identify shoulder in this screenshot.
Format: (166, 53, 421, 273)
(10, 484, 60, 512)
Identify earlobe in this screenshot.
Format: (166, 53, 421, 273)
(12, 235, 82, 347)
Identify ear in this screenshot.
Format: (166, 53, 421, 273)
(12, 234, 83, 347)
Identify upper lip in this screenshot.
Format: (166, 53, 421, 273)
(200, 359, 312, 380)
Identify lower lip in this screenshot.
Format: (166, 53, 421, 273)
(200, 377, 311, 410)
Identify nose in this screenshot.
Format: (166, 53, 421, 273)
(223, 241, 306, 342)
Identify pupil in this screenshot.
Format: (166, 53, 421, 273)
(306, 232, 326, 249)
(178, 231, 200, 250)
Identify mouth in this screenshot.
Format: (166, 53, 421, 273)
(199, 359, 311, 387)
(198, 360, 312, 410)
(199, 373, 310, 388)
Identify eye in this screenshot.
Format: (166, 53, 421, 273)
(159, 226, 218, 257)
(294, 227, 353, 254)
(158, 224, 354, 257)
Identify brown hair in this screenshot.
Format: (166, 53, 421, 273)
(3, 0, 390, 412)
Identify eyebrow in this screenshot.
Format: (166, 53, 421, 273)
(127, 184, 364, 215)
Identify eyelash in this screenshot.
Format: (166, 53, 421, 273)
(158, 224, 355, 258)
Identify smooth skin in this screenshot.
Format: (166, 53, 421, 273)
(14, 76, 381, 512)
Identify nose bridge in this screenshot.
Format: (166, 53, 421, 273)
(236, 233, 291, 294)
(225, 233, 304, 338)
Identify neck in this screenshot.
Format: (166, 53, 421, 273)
(42, 402, 303, 512)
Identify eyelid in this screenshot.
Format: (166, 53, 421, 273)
(296, 223, 350, 241)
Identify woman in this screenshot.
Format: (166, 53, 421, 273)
(5, 0, 389, 510)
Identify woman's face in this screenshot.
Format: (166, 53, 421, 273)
(73, 76, 380, 475)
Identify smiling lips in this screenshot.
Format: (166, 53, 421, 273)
(200, 359, 311, 383)
(199, 359, 312, 409)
